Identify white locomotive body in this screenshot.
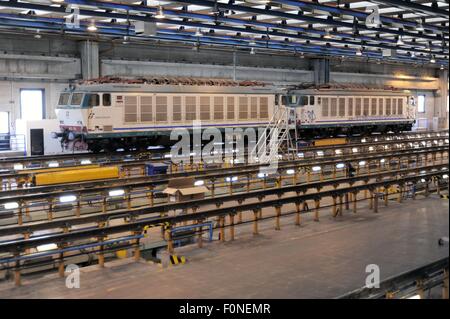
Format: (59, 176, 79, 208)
(54, 79, 277, 152)
(284, 85, 416, 138)
(54, 79, 418, 152)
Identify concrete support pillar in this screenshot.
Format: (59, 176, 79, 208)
(434, 69, 449, 130)
(79, 40, 99, 79)
(313, 58, 330, 85)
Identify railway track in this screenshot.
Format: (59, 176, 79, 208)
(0, 144, 447, 227)
(0, 130, 447, 172)
(0, 132, 448, 189)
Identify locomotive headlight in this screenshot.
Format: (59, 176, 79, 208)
(194, 180, 204, 186)
(312, 166, 321, 172)
(380, 159, 386, 163)
(420, 179, 426, 183)
(257, 173, 268, 178)
(13, 163, 24, 170)
(336, 163, 345, 169)
(81, 159, 92, 165)
(317, 151, 324, 156)
(352, 148, 358, 153)
(226, 176, 238, 182)
(443, 174, 448, 179)
(335, 149, 342, 155)
(359, 161, 366, 167)
(361, 138, 366, 143)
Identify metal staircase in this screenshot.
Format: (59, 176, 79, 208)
(249, 105, 297, 169)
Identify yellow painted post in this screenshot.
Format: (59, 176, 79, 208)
(18, 200, 23, 225)
(98, 242, 105, 268)
(220, 216, 226, 242)
(210, 179, 215, 198)
(384, 188, 389, 206)
(369, 190, 373, 210)
(314, 199, 320, 222)
(166, 227, 174, 254)
(229, 214, 235, 241)
(14, 254, 21, 287)
(197, 220, 203, 248)
(147, 186, 154, 206)
(374, 191, 379, 213)
(417, 279, 425, 299)
(332, 196, 337, 217)
(295, 202, 301, 226)
(275, 206, 281, 230)
(352, 192, 357, 213)
(48, 198, 54, 221)
(253, 209, 259, 235)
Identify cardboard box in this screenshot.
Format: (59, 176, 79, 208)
(162, 177, 208, 202)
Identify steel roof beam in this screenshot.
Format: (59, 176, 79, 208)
(0, 10, 446, 59)
(369, 0, 449, 18)
(0, 15, 446, 65)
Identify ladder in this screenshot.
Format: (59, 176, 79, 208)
(250, 105, 297, 168)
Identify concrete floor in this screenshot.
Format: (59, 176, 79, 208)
(0, 193, 448, 299)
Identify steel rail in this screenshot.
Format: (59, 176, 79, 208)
(0, 167, 447, 254)
(1, 142, 446, 198)
(0, 144, 447, 204)
(0, 132, 447, 177)
(0, 162, 447, 240)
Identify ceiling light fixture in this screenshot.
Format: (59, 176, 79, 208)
(250, 47, 255, 55)
(430, 55, 436, 63)
(155, 6, 165, 19)
(195, 28, 203, 37)
(396, 36, 404, 45)
(87, 21, 98, 32)
(34, 29, 42, 39)
(355, 48, 363, 56)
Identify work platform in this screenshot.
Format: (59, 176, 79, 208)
(0, 194, 448, 299)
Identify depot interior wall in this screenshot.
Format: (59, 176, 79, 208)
(0, 35, 447, 134)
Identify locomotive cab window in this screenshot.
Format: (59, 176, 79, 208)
(310, 96, 315, 105)
(299, 96, 309, 106)
(102, 94, 111, 107)
(58, 93, 70, 105)
(86, 94, 100, 107)
(70, 93, 84, 106)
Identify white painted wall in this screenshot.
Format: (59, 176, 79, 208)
(0, 81, 68, 135)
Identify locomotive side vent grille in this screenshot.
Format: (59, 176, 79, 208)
(124, 96, 138, 123)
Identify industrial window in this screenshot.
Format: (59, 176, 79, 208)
(200, 96, 210, 121)
(338, 98, 345, 117)
(239, 97, 248, 120)
(87, 94, 100, 107)
(140, 96, 153, 122)
(330, 98, 337, 117)
(227, 97, 235, 120)
(124, 96, 138, 123)
(417, 95, 425, 113)
(102, 94, 111, 107)
(186, 96, 197, 121)
(371, 98, 377, 116)
(173, 96, 182, 121)
(355, 98, 362, 116)
(310, 96, 315, 105)
(378, 98, 384, 115)
(70, 93, 84, 106)
(260, 97, 269, 119)
(385, 98, 391, 115)
(322, 97, 329, 117)
(214, 97, 224, 120)
(58, 93, 70, 105)
(20, 89, 45, 120)
(397, 98, 403, 115)
(347, 98, 353, 116)
(250, 97, 258, 118)
(155, 96, 167, 122)
(363, 98, 370, 116)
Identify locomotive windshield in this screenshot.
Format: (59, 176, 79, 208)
(282, 94, 309, 107)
